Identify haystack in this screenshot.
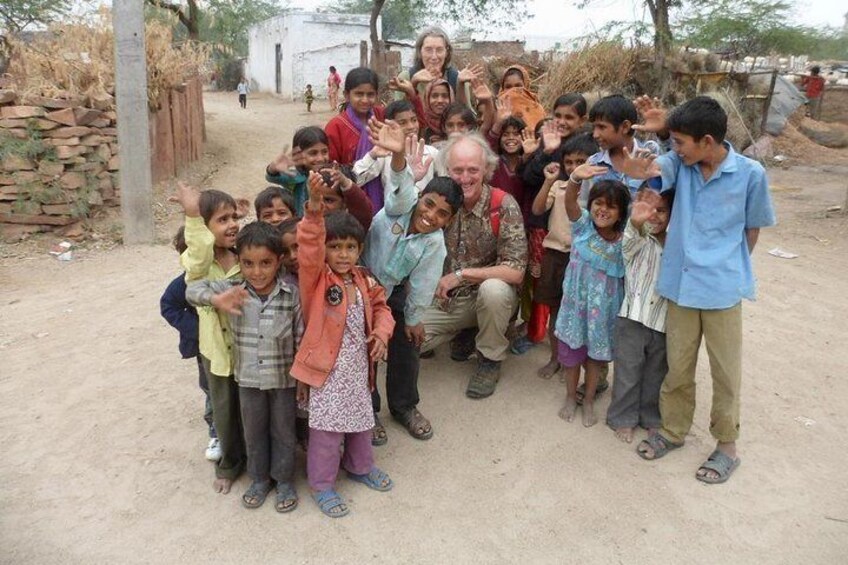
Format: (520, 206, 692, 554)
(5, 16, 208, 111)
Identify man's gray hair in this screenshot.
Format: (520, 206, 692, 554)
(438, 132, 499, 183)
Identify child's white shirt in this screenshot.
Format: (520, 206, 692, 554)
(353, 144, 440, 193)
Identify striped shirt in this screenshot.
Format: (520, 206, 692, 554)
(187, 275, 303, 390)
(619, 220, 667, 333)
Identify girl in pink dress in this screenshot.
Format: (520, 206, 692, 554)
(293, 171, 395, 518)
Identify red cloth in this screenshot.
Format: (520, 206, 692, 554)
(801, 75, 825, 99)
(490, 158, 526, 221)
(325, 106, 385, 165)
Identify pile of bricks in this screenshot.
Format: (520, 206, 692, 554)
(0, 84, 120, 240)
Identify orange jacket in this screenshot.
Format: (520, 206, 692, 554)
(291, 205, 394, 388)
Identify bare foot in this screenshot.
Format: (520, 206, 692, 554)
(213, 478, 233, 494)
(537, 360, 561, 380)
(582, 402, 597, 427)
(615, 427, 635, 443)
(558, 397, 577, 422)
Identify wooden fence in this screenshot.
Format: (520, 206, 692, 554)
(149, 78, 206, 183)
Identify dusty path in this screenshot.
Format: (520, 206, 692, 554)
(1, 91, 847, 563)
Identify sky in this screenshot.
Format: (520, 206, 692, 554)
(290, 0, 847, 50)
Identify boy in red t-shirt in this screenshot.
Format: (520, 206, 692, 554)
(801, 66, 825, 120)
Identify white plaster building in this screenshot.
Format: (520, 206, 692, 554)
(247, 12, 378, 100)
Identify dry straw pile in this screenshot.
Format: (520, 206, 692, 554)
(538, 42, 642, 109)
(6, 14, 208, 111)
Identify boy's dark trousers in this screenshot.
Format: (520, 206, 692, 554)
(372, 285, 420, 419)
(606, 317, 667, 430)
(201, 356, 246, 480)
(239, 387, 297, 485)
(195, 356, 216, 438)
(239, 93, 246, 108)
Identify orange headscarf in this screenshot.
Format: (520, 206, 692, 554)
(498, 65, 545, 131)
(500, 65, 532, 91)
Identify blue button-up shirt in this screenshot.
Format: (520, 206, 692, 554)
(656, 143, 776, 309)
(362, 167, 447, 326)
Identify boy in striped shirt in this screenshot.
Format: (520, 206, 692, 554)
(606, 187, 674, 444)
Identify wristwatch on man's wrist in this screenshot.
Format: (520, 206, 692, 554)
(453, 269, 463, 283)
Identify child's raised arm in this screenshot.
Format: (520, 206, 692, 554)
(368, 117, 407, 173)
(564, 163, 608, 222)
(169, 182, 213, 282)
(531, 163, 561, 216)
(186, 279, 248, 315)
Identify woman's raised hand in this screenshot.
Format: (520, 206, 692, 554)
(458, 63, 484, 83)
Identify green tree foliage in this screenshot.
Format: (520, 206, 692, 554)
(204, 0, 285, 56)
(678, 0, 819, 59)
(0, 0, 70, 32)
(333, 0, 431, 41)
(576, 1, 683, 59)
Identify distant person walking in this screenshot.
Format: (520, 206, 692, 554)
(237, 78, 249, 109)
(801, 66, 825, 120)
(327, 66, 342, 111)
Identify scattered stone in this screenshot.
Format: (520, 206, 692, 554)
(3, 155, 34, 171)
(38, 161, 65, 177)
(46, 126, 92, 139)
(60, 172, 86, 190)
(108, 155, 120, 171)
(0, 106, 46, 119)
(12, 171, 38, 184)
(72, 107, 103, 126)
(0, 118, 28, 129)
(0, 212, 76, 225)
(0, 90, 17, 105)
(23, 95, 85, 109)
(42, 203, 74, 215)
(45, 108, 78, 126)
(89, 117, 111, 128)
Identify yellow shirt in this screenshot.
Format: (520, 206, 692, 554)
(180, 216, 241, 377)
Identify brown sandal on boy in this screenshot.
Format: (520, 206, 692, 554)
(371, 413, 388, 446)
(396, 408, 433, 441)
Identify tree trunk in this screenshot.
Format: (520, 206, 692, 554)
(186, 0, 199, 41)
(647, 0, 673, 97)
(369, 0, 385, 70)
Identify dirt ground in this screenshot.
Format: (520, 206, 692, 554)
(2, 92, 847, 564)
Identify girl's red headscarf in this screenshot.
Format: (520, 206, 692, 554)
(422, 79, 454, 134)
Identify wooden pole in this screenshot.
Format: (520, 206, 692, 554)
(114, 0, 155, 244)
(760, 69, 778, 136)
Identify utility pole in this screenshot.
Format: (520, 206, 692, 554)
(113, 0, 154, 244)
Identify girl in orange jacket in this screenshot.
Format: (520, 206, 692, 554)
(292, 171, 395, 518)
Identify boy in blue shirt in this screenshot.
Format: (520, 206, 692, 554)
(622, 96, 775, 484)
(362, 118, 463, 444)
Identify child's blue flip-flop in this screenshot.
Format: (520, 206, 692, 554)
(348, 468, 393, 492)
(312, 489, 350, 518)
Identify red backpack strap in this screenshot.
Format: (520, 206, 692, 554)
(489, 187, 506, 238)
